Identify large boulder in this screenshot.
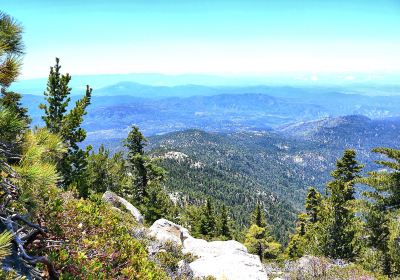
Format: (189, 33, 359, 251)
(102, 191, 144, 224)
(183, 239, 267, 280)
(149, 218, 268, 280)
(149, 218, 191, 246)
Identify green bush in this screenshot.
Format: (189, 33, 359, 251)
(44, 194, 168, 279)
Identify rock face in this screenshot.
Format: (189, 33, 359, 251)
(102, 191, 144, 224)
(149, 218, 268, 280)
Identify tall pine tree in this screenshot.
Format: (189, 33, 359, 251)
(251, 202, 267, 228)
(219, 204, 231, 239)
(124, 126, 149, 202)
(359, 147, 400, 276)
(39, 58, 92, 190)
(199, 198, 216, 237)
(322, 149, 363, 260)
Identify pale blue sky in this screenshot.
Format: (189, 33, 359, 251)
(2, 0, 400, 79)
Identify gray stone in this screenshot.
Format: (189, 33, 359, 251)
(102, 191, 144, 224)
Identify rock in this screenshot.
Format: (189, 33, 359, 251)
(149, 218, 191, 246)
(176, 260, 194, 279)
(288, 255, 332, 277)
(102, 191, 144, 224)
(183, 239, 268, 280)
(150, 218, 268, 279)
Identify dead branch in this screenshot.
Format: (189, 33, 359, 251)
(5, 217, 59, 279)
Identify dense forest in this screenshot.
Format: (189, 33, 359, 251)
(1, 10, 400, 280)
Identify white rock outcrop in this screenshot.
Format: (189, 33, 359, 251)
(149, 218, 268, 280)
(149, 218, 191, 246)
(102, 191, 144, 224)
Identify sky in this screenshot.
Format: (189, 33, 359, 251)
(2, 0, 400, 80)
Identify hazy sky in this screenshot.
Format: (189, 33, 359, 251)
(3, 0, 400, 79)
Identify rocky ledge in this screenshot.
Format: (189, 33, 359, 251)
(150, 218, 268, 280)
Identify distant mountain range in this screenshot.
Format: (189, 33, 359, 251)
(11, 72, 400, 96)
(20, 83, 400, 144)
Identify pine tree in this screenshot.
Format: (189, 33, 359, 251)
(0, 89, 30, 124)
(359, 147, 400, 276)
(322, 149, 363, 260)
(39, 58, 92, 190)
(219, 204, 231, 239)
(245, 202, 281, 260)
(0, 12, 24, 89)
(244, 224, 281, 261)
(285, 213, 308, 259)
(286, 233, 305, 259)
(199, 198, 216, 237)
(330, 149, 362, 200)
(245, 224, 269, 261)
(0, 106, 26, 163)
(85, 145, 111, 194)
(251, 202, 267, 228)
(144, 183, 173, 224)
(40, 58, 71, 134)
(125, 126, 149, 202)
(305, 187, 322, 223)
(125, 126, 147, 157)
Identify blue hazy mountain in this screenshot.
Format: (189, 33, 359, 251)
(20, 82, 400, 144)
(11, 72, 400, 96)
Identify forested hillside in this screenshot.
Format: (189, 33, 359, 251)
(145, 115, 400, 241)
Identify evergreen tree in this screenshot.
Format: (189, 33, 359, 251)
(0, 12, 24, 88)
(125, 126, 166, 199)
(85, 145, 111, 195)
(285, 213, 308, 259)
(0, 99, 28, 164)
(322, 149, 363, 260)
(245, 224, 269, 261)
(144, 183, 174, 224)
(305, 187, 322, 223)
(245, 202, 281, 261)
(125, 126, 146, 157)
(199, 198, 216, 237)
(0, 106, 26, 164)
(286, 233, 305, 260)
(219, 204, 231, 239)
(244, 224, 281, 261)
(358, 147, 400, 276)
(0, 12, 27, 162)
(330, 149, 362, 200)
(125, 126, 149, 202)
(251, 202, 267, 228)
(0, 89, 30, 124)
(39, 58, 92, 190)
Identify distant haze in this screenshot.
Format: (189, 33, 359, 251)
(3, 0, 400, 79)
(10, 72, 400, 98)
